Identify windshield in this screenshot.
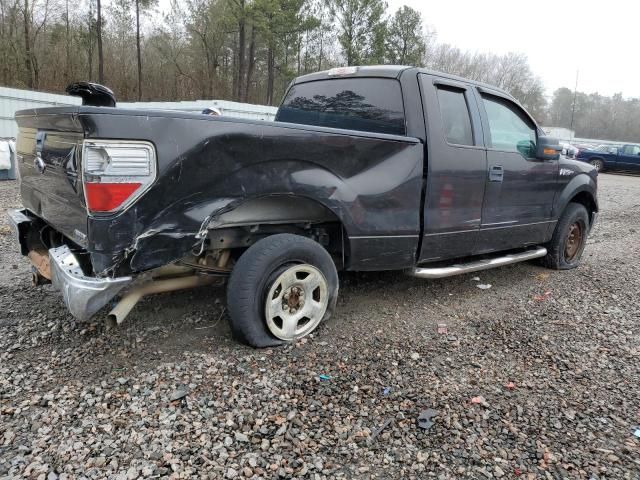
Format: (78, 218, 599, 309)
(276, 78, 406, 136)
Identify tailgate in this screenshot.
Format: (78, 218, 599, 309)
(15, 108, 88, 246)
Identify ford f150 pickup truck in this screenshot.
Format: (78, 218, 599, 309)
(7, 66, 598, 347)
(575, 143, 640, 172)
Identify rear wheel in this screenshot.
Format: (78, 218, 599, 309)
(226, 234, 339, 347)
(589, 159, 604, 172)
(543, 202, 590, 270)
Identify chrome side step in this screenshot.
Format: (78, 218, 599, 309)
(407, 247, 547, 279)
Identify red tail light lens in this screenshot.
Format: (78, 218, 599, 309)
(84, 182, 142, 212)
(82, 140, 156, 214)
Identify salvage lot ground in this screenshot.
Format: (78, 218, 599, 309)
(0, 174, 639, 479)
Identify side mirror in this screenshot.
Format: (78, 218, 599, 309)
(516, 140, 535, 158)
(536, 135, 561, 161)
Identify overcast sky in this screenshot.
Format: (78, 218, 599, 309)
(389, 0, 637, 99)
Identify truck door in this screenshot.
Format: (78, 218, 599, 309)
(475, 90, 558, 252)
(618, 144, 640, 171)
(417, 74, 487, 262)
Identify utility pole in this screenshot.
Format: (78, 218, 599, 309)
(569, 70, 579, 142)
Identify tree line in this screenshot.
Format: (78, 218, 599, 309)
(0, 0, 637, 141)
(548, 88, 640, 142)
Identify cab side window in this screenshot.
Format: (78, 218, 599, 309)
(436, 87, 474, 146)
(482, 95, 537, 158)
(622, 145, 640, 155)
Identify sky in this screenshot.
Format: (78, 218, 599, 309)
(388, 0, 638, 99)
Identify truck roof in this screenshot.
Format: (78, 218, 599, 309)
(292, 65, 515, 101)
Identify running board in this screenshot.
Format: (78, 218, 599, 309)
(407, 247, 547, 279)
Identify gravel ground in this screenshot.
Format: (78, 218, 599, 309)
(0, 174, 639, 479)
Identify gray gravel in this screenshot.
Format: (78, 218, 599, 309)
(1, 174, 639, 479)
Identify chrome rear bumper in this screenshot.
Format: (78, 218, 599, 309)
(8, 209, 133, 320)
(49, 245, 132, 320)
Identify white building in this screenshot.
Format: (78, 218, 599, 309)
(542, 127, 575, 142)
(0, 86, 278, 139)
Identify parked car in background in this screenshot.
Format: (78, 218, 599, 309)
(560, 143, 579, 158)
(576, 144, 640, 172)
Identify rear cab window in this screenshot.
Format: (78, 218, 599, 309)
(436, 87, 474, 146)
(276, 78, 406, 136)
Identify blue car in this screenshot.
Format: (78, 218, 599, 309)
(576, 144, 640, 172)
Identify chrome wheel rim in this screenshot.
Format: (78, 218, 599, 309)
(265, 264, 328, 341)
(590, 160, 602, 171)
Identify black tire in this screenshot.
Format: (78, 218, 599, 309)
(226, 234, 339, 347)
(543, 202, 590, 270)
(589, 159, 604, 172)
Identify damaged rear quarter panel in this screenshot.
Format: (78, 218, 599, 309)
(80, 110, 424, 273)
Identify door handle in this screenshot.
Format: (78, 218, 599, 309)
(34, 131, 47, 174)
(489, 165, 504, 182)
(35, 131, 46, 154)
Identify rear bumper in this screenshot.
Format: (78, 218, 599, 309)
(49, 245, 132, 320)
(7, 209, 132, 320)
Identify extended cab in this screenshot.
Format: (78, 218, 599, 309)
(8, 66, 598, 347)
(576, 143, 640, 172)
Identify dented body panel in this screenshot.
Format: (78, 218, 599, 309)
(15, 107, 424, 273)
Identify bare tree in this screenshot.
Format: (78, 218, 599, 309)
(6, 0, 637, 142)
(97, 0, 103, 83)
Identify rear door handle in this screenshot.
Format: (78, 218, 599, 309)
(489, 165, 504, 182)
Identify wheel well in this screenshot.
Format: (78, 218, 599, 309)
(570, 191, 597, 225)
(206, 195, 348, 269)
(213, 195, 339, 227)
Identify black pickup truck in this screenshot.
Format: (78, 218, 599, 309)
(8, 66, 598, 347)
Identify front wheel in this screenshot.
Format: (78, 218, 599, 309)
(226, 234, 339, 347)
(589, 159, 604, 172)
(543, 203, 590, 270)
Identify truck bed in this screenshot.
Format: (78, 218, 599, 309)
(15, 106, 424, 274)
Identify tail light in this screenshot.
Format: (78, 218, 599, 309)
(82, 140, 156, 213)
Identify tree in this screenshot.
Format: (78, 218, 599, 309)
(548, 87, 575, 128)
(329, 0, 386, 66)
(227, 0, 251, 101)
(97, 0, 104, 83)
(425, 45, 548, 123)
(252, 0, 311, 104)
(385, 6, 424, 66)
(20, 0, 50, 88)
(0, 0, 21, 86)
(5, 0, 640, 144)
(181, 0, 227, 98)
(134, 0, 156, 100)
